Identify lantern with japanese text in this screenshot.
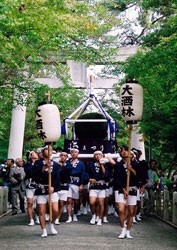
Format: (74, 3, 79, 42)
(35, 103, 61, 143)
(119, 80, 143, 191)
(120, 82, 143, 123)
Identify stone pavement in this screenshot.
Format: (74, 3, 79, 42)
(0, 211, 177, 250)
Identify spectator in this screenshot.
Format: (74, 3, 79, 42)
(9, 158, 26, 215)
(2, 159, 15, 206)
(146, 159, 159, 213)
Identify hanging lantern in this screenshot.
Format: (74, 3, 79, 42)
(35, 103, 61, 143)
(120, 81, 143, 123)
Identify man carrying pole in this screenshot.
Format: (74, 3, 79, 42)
(113, 146, 138, 238)
(115, 79, 144, 238)
(32, 146, 60, 237)
(34, 92, 61, 237)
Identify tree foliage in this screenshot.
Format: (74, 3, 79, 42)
(113, 0, 177, 170)
(0, 0, 120, 160)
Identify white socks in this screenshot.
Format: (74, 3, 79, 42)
(90, 214, 96, 225)
(118, 228, 133, 239)
(126, 230, 133, 239)
(73, 214, 78, 222)
(41, 228, 47, 238)
(49, 223, 58, 235)
(118, 227, 127, 238)
(97, 218, 102, 226)
(55, 218, 60, 225)
(66, 216, 72, 223)
(28, 219, 34, 226)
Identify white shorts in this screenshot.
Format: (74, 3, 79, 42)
(114, 191, 137, 206)
(89, 189, 106, 198)
(136, 189, 140, 201)
(67, 184, 80, 200)
(109, 187, 113, 196)
(37, 192, 58, 204)
(105, 188, 110, 197)
(58, 190, 68, 202)
(26, 188, 35, 199)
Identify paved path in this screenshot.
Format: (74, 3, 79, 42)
(0, 212, 177, 250)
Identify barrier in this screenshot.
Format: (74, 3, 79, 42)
(0, 186, 8, 215)
(151, 189, 177, 226)
(0, 187, 3, 215)
(3, 187, 8, 214)
(172, 192, 177, 225)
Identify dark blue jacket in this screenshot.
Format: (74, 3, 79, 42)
(65, 159, 85, 186)
(32, 159, 60, 194)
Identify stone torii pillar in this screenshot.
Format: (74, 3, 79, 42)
(8, 103, 26, 159)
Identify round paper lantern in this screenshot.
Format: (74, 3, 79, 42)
(35, 103, 61, 142)
(120, 82, 143, 123)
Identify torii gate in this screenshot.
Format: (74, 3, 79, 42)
(7, 46, 145, 160)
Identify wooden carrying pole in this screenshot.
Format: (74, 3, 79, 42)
(126, 123, 133, 191)
(48, 144, 52, 222)
(45, 91, 52, 222)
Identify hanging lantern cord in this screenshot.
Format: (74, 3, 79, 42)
(45, 91, 51, 104)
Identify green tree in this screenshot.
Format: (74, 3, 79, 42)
(114, 0, 177, 171)
(0, 0, 120, 159)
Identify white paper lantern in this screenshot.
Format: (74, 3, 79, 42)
(120, 82, 143, 123)
(35, 103, 61, 142)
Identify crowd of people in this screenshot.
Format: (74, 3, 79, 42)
(0, 146, 176, 239)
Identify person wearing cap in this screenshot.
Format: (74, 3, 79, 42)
(32, 146, 60, 238)
(113, 146, 140, 239)
(55, 152, 71, 225)
(65, 148, 86, 223)
(86, 151, 110, 226)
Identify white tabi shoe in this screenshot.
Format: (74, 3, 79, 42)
(97, 219, 102, 226)
(133, 216, 137, 224)
(35, 215, 40, 224)
(118, 227, 127, 239)
(41, 228, 47, 238)
(136, 215, 142, 221)
(45, 214, 49, 222)
(66, 216, 72, 223)
(55, 218, 60, 225)
(126, 230, 133, 239)
(49, 223, 58, 235)
(95, 216, 99, 223)
(28, 219, 35, 226)
(90, 214, 96, 225)
(103, 216, 109, 223)
(73, 214, 78, 222)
